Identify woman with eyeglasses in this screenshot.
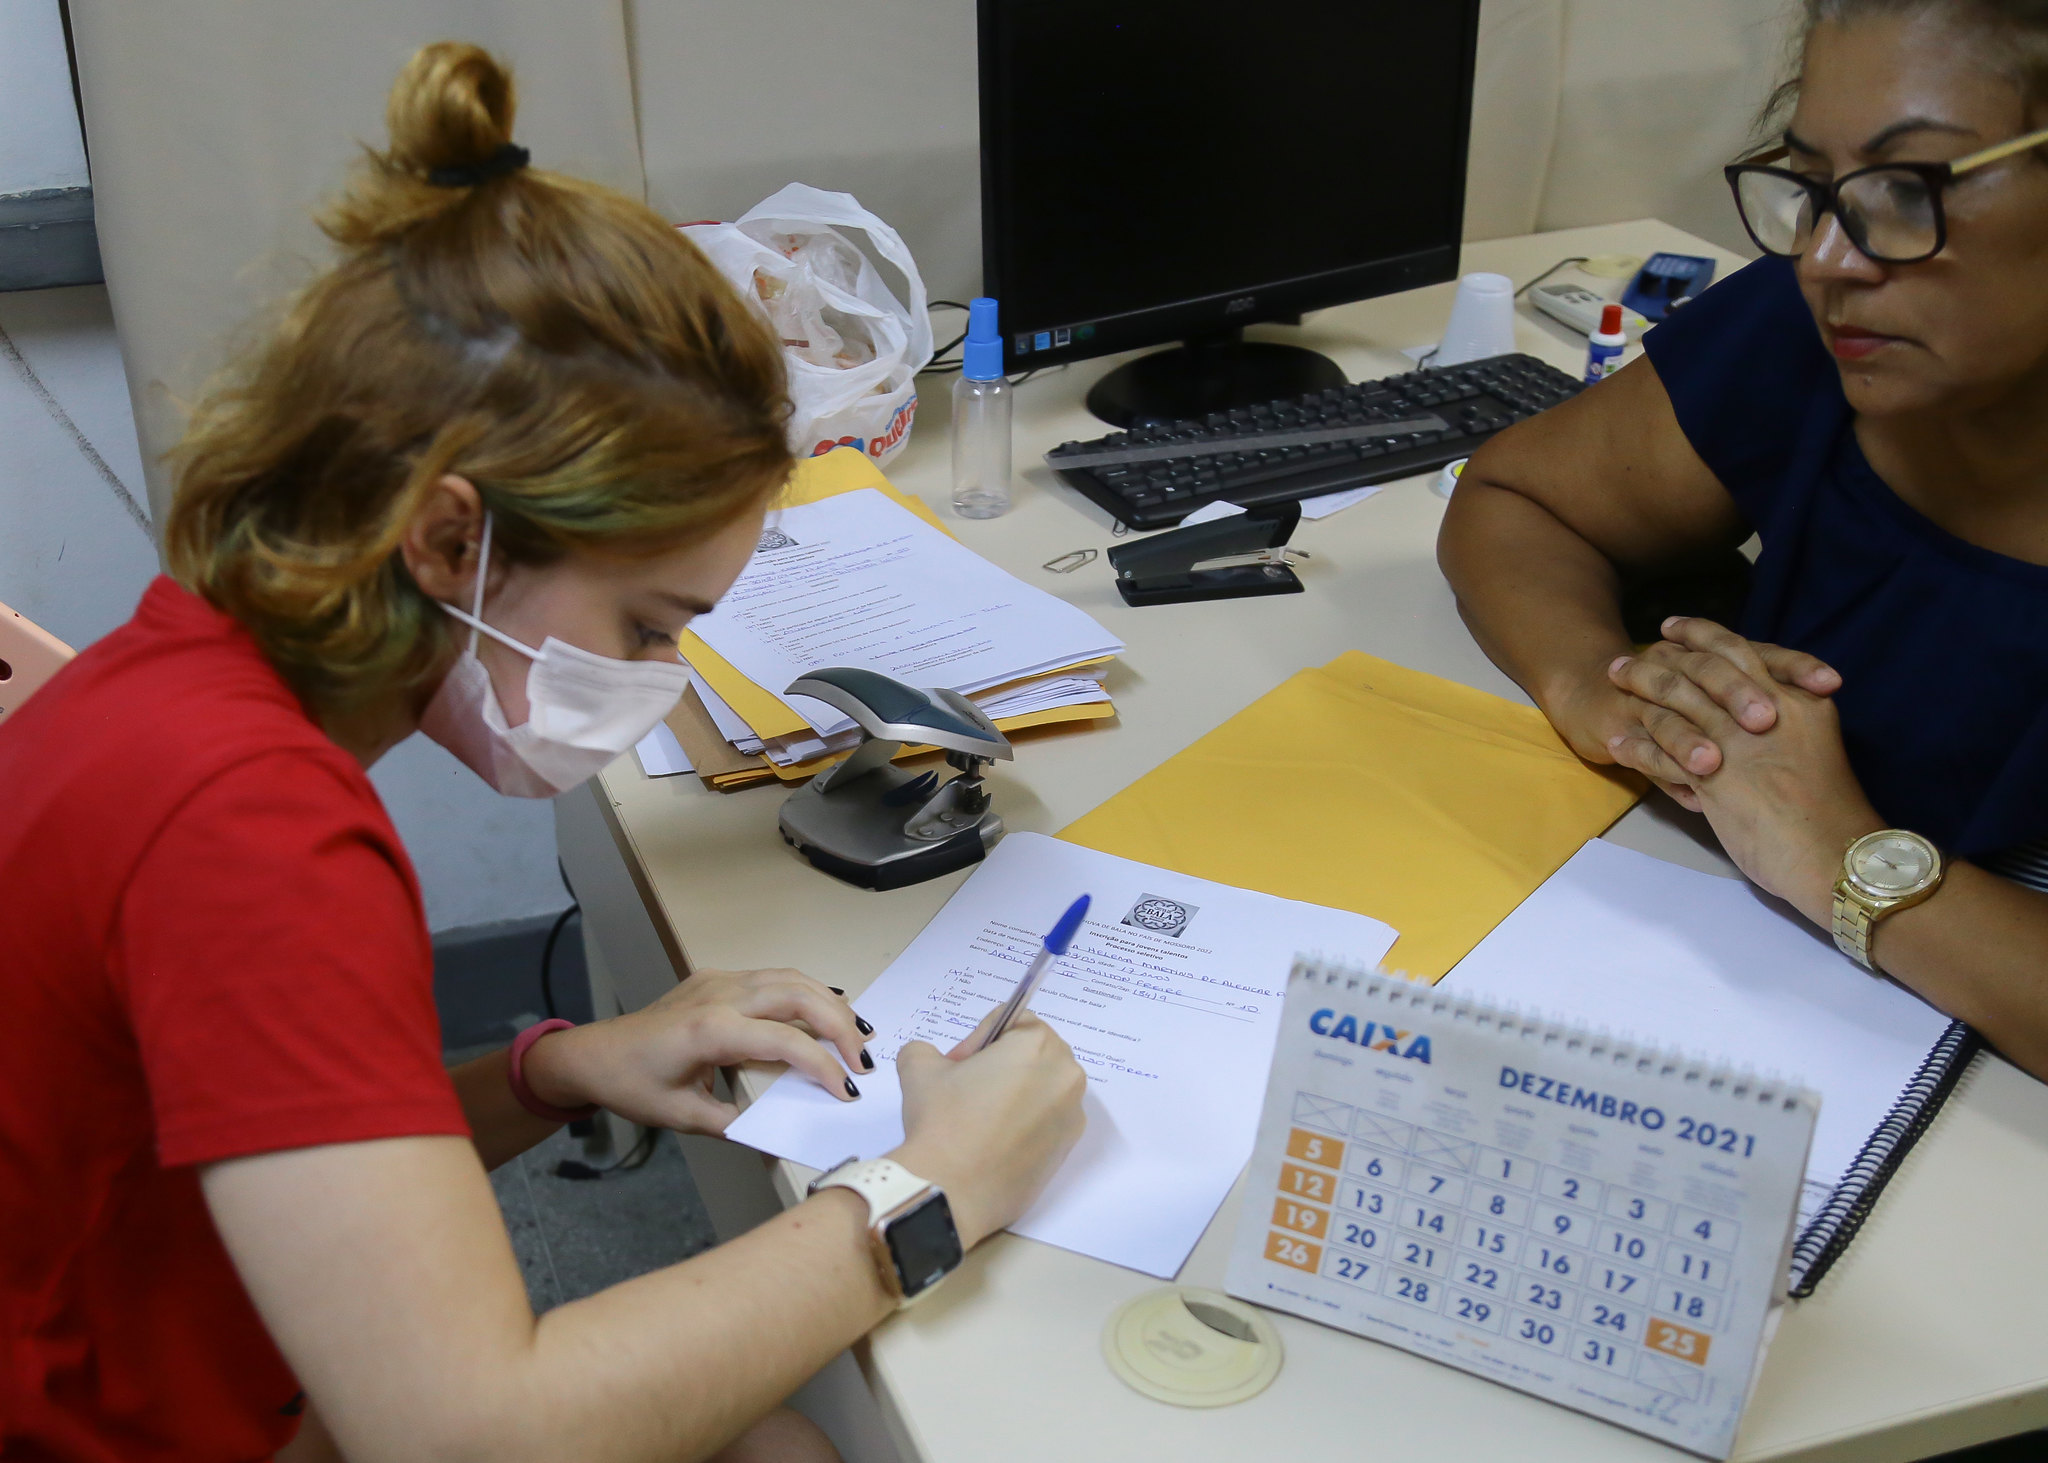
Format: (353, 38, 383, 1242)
(1439, 0, 2048, 1077)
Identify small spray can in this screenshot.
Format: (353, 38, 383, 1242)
(1584, 303, 1627, 384)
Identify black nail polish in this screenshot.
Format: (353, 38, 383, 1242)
(844, 1078, 861, 1098)
(856, 1016, 875, 1036)
(860, 1048, 874, 1071)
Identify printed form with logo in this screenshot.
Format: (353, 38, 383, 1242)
(723, 832, 1398, 1277)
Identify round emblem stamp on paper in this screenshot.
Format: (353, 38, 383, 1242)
(1123, 894, 1197, 938)
(1103, 1286, 1283, 1407)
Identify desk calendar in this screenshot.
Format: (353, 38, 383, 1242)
(1225, 961, 1819, 1458)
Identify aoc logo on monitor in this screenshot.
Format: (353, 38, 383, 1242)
(1123, 895, 1197, 939)
(1308, 1008, 1433, 1063)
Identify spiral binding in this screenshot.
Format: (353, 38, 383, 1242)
(1786, 1019, 1981, 1298)
(1290, 956, 1816, 1114)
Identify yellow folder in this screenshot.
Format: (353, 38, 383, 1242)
(1058, 651, 1641, 979)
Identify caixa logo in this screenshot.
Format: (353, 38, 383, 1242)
(807, 394, 919, 461)
(1308, 1007, 1432, 1063)
(1223, 295, 1257, 316)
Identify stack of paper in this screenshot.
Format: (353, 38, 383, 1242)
(665, 450, 1124, 790)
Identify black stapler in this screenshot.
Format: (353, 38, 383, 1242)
(1107, 502, 1309, 607)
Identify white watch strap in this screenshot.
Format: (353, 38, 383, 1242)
(809, 1157, 933, 1223)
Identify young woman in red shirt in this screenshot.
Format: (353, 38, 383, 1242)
(0, 43, 1085, 1463)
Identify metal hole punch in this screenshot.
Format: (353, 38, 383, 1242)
(776, 667, 1013, 890)
(1105, 502, 1308, 607)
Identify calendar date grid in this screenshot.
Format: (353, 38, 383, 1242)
(1266, 1095, 1728, 1387)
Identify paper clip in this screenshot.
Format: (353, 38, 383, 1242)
(1042, 548, 1098, 574)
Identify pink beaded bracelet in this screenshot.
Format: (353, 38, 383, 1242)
(508, 1019, 600, 1123)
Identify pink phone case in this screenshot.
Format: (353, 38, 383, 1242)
(0, 601, 76, 727)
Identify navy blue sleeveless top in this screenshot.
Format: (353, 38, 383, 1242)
(1641, 256, 2048, 863)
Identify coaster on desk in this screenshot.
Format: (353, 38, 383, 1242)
(1103, 1286, 1283, 1407)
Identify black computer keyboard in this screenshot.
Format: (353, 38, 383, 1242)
(1044, 352, 1584, 530)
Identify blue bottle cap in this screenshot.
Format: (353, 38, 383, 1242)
(962, 296, 1004, 381)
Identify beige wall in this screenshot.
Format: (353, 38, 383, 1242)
(70, 0, 645, 529)
(630, 1, 981, 299)
(1534, 0, 1795, 251)
(1, 0, 89, 195)
(629, 0, 1794, 303)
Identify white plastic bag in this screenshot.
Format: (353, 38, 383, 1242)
(684, 183, 932, 467)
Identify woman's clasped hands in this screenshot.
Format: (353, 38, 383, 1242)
(1588, 617, 1885, 924)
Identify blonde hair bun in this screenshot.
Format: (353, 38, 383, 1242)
(326, 41, 523, 245)
(386, 42, 516, 177)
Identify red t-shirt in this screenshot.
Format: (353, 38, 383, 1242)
(0, 577, 470, 1461)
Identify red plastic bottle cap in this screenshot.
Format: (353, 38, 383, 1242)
(1599, 304, 1624, 335)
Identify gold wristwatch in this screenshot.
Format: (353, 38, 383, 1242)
(1832, 829, 1944, 971)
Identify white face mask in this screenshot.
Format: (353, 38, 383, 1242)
(418, 514, 692, 797)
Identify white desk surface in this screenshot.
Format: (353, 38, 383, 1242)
(591, 221, 2048, 1462)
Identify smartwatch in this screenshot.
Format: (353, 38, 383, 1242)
(808, 1157, 963, 1306)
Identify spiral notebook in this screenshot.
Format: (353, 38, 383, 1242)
(1226, 962, 1820, 1458)
(1442, 839, 1978, 1298)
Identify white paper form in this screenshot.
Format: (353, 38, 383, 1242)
(633, 722, 694, 777)
(1443, 839, 1954, 1223)
(724, 832, 1398, 1277)
(687, 489, 1122, 738)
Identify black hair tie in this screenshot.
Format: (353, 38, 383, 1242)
(426, 142, 530, 189)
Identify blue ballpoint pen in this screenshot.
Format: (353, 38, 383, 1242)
(978, 894, 1091, 1050)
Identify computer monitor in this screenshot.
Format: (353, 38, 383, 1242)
(977, 0, 1482, 426)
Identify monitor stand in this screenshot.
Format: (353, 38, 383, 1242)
(1083, 328, 1346, 428)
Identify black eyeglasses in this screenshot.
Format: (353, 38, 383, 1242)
(1724, 126, 2048, 263)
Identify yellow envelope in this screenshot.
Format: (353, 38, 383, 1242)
(1058, 651, 1641, 979)
(777, 444, 954, 527)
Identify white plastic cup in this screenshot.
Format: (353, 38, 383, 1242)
(1434, 272, 1516, 367)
